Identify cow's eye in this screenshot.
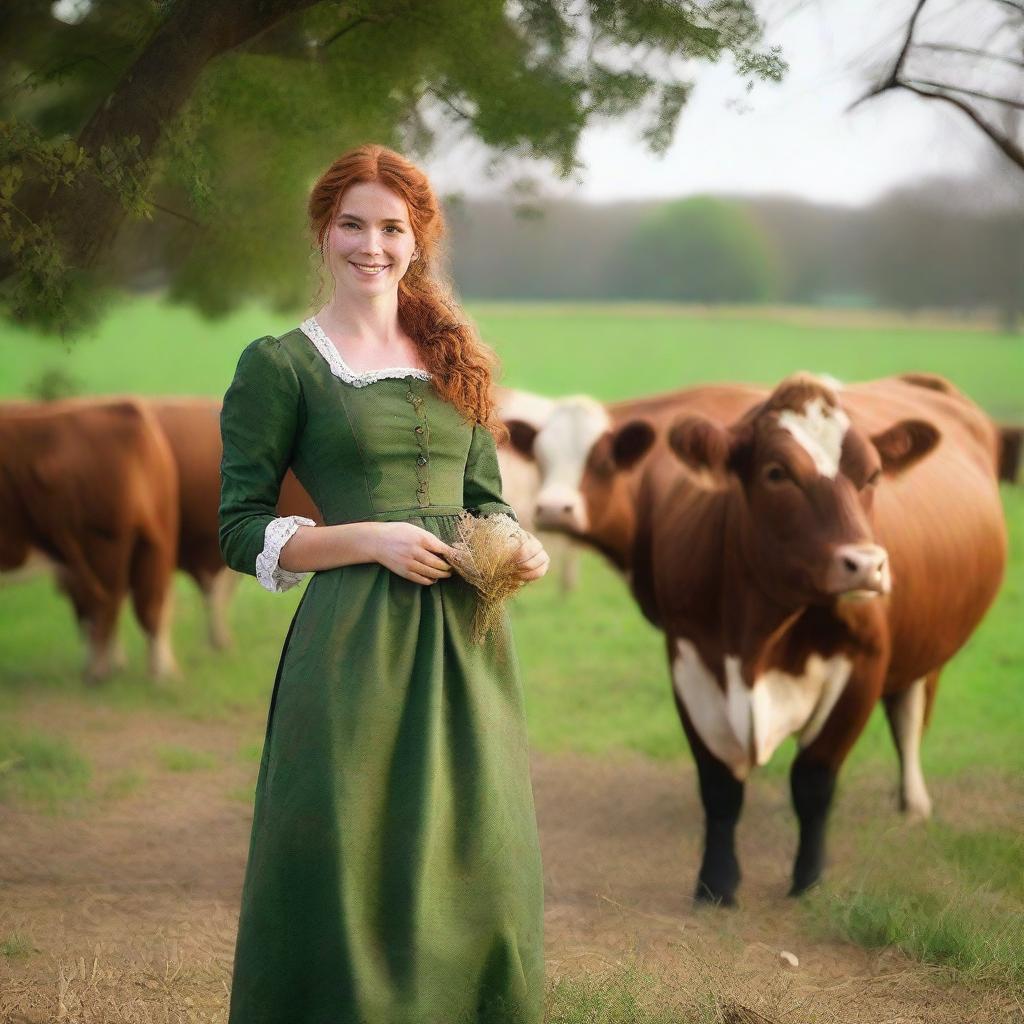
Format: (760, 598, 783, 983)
(764, 463, 789, 484)
(864, 468, 881, 487)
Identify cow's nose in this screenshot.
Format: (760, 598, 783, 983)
(827, 543, 890, 595)
(534, 497, 584, 532)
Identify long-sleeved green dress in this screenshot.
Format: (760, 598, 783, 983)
(217, 318, 544, 1024)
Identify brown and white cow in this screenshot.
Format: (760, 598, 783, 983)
(0, 399, 180, 681)
(495, 386, 586, 593)
(504, 384, 764, 578)
(600, 373, 1006, 902)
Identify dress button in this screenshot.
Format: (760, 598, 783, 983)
(414, 426, 424, 434)
(416, 455, 428, 466)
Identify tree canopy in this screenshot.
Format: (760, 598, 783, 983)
(0, 0, 784, 337)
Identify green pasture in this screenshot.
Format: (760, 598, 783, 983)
(0, 298, 1022, 991)
(1, 298, 1022, 415)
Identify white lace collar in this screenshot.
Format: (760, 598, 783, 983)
(297, 316, 432, 387)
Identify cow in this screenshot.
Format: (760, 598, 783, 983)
(0, 399, 180, 682)
(503, 384, 764, 578)
(149, 398, 320, 649)
(495, 386, 584, 593)
(587, 372, 1006, 902)
(1, 396, 322, 654)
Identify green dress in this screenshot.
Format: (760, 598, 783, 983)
(218, 320, 544, 1024)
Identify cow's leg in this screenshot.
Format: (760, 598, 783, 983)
(552, 533, 580, 594)
(790, 658, 884, 896)
(54, 564, 91, 639)
(56, 563, 124, 683)
(129, 538, 179, 681)
(789, 756, 836, 896)
(673, 692, 744, 906)
(197, 566, 239, 650)
(81, 587, 125, 683)
(883, 673, 937, 821)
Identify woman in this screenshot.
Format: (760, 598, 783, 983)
(218, 144, 549, 1024)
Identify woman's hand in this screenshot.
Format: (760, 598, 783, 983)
(513, 530, 550, 583)
(372, 522, 455, 585)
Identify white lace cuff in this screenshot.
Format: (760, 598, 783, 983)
(255, 515, 316, 593)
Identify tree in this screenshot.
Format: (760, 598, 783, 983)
(853, 0, 1024, 174)
(0, 0, 785, 337)
(618, 196, 778, 302)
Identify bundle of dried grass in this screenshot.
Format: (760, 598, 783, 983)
(446, 510, 526, 645)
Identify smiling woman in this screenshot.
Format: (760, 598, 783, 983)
(218, 143, 549, 1024)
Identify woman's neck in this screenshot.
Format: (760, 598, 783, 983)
(316, 291, 402, 348)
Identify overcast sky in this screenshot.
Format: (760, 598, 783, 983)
(426, 0, 990, 208)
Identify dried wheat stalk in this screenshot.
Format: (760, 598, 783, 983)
(446, 510, 526, 645)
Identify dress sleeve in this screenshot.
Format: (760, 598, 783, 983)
(219, 336, 315, 593)
(463, 421, 519, 523)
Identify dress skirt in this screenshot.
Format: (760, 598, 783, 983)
(227, 510, 545, 1024)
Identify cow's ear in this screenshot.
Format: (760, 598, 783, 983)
(871, 419, 940, 475)
(668, 415, 731, 473)
(503, 419, 538, 459)
(611, 419, 656, 470)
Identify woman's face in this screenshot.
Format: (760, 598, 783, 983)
(325, 180, 418, 300)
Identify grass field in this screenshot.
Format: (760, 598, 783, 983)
(0, 297, 1022, 1009)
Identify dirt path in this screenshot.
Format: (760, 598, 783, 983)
(0, 697, 1017, 1023)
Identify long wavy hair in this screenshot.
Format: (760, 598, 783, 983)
(307, 144, 506, 440)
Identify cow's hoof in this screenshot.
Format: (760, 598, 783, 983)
(899, 794, 933, 823)
(694, 881, 738, 908)
(788, 875, 821, 898)
(82, 665, 113, 687)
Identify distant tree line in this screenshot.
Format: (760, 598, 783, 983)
(445, 171, 1024, 332)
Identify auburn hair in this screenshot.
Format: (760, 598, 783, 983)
(307, 144, 507, 440)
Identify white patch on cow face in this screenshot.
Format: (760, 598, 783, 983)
(672, 640, 751, 780)
(776, 397, 850, 478)
(673, 641, 852, 779)
(496, 387, 557, 427)
(533, 397, 611, 533)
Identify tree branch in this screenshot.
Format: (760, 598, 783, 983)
(991, 0, 1024, 17)
(426, 86, 474, 124)
(150, 201, 204, 229)
(897, 81, 1024, 170)
(320, 15, 376, 48)
(0, 45, 136, 101)
(890, 0, 929, 83)
(915, 41, 1024, 71)
(903, 78, 1024, 110)
(848, 0, 929, 111)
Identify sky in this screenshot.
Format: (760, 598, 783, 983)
(426, 0, 991, 209)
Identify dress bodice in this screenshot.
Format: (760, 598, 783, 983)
(218, 328, 516, 590)
(283, 327, 477, 524)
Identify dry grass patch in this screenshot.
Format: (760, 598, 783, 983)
(0, 950, 230, 1024)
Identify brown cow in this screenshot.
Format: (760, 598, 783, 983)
(592, 373, 1005, 902)
(150, 398, 320, 649)
(2, 395, 321, 652)
(0, 400, 180, 681)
